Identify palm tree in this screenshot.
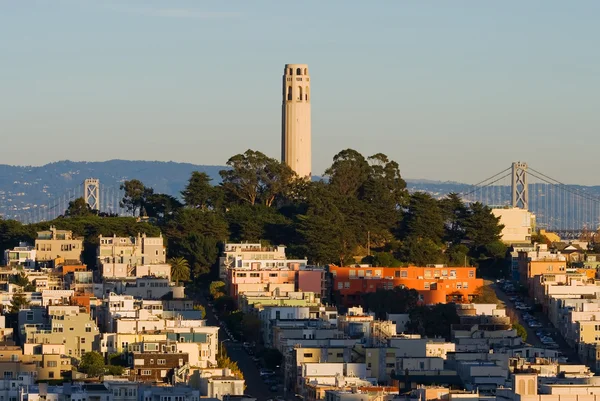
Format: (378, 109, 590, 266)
(169, 257, 191, 285)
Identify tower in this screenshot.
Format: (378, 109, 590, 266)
(84, 178, 100, 211)
(511, 162, 528, 209)
(281, 64, 311, 178)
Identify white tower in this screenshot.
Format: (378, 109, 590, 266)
(282, 64, 311, 178)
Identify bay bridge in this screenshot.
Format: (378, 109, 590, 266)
(8, 179, 128, 223)
(5, 162, 600, 237)
(462, 162, 600, 238)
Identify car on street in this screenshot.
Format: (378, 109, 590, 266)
(260, 369, 275, 377)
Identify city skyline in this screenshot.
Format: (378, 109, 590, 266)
(1, 1, 600, 184)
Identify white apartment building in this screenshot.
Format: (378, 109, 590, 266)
(3, 243, 36, 268)
(219, 243, 307, 279)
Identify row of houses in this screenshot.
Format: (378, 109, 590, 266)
(0, 230, 248, 401)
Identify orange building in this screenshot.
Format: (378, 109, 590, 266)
(329, 265, 483, 306)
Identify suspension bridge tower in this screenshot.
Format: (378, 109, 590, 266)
(84, 178, 100, 211)
(511, 162, 528, 209)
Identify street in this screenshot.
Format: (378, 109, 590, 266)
(200, 294, 283, 401)
(491, 282, 579, 363)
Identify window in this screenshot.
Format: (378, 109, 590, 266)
(26, 311, 34, 321)
(287, 86, 292, 101)
(344, 282, 350, 288)
(81, 338, 86, 344)
(463, 282, 468, 289)
(394, 271, 400, 278)
(48, 372, 54, 379)
(401, 270, 408, 278)
(86, 327, 91, 332)
(269, 273, 278, 277)
(296, 68, 302, 75)
(338, 282, 343, 289)
(424, 282, 430, 289)
(337, 353, 343, 358)
(3, 372, 12, 379)
(250, 273, 260, 278)
(468, 270, 474, 278)
(303, 353, 313, 358)
(141, 370, 151, 376)
(158, 359, 166, 365)
(47, 361, 57, 367)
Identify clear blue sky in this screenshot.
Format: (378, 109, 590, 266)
(1, 1, 599, 184)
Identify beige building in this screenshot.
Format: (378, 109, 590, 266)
(34, 226, 83, 262)
(282, 64, 311, 178)
(0, 344, 71, 381)
(23, 305, 100, 360)
(98, 233, 168, 279)
(492, 207, 535, 244)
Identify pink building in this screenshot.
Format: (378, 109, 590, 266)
(227, 265, 325, 300)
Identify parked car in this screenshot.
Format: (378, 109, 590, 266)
(260, 369, 276, 377)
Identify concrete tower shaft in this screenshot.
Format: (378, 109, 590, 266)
(281, 64, 311, 178)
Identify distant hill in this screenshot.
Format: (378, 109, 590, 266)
(0, 160, 223, 219)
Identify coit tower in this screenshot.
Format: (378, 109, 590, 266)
(281, 64, 311, 178)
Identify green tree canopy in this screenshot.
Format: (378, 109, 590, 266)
(181, 172, 223, 211)
(9, 292, 29, 314)
(79, 351, 105, 377)
(120, 179, 153, 216)
(220, 150, 296, 207)
(513, 323, 527, 341)
(65, 197, 96, 217)
(210, 281, 226, 299)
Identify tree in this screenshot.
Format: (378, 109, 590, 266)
(461, 202, 505, 255)
(214, 295, 236, 315)
(210, 281, 226, 299)
(399, 237, 445, 266)
(217, 346, 243, 379)
(193, 304, 206, 319)
(241, 313, 262, 344)
(262, 348, 283, 370)
(473, 285, 500, 304)
(9, 292, 29, 313)
(169, 257, 191, 285)
(79, 351, 105, 377)
(219, 150, 296, 207)
(144, 194, 183, 220)
(400, 192, 445, 244)
(297, 182, 356, 265)
(446, 244, 470, 267)
(362, 287, 420, 319)
(65, 197, 96, 217)
(106, 365, 124, 375)
(10, 272, 35, 292)
(324, 149, 370, 197)
(182, 171, 216, 210)
(408, 304, 460, 340)
(439, 193, 467, 243)
(513, 323, 527, 342)
(120, 179, 153, 216)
